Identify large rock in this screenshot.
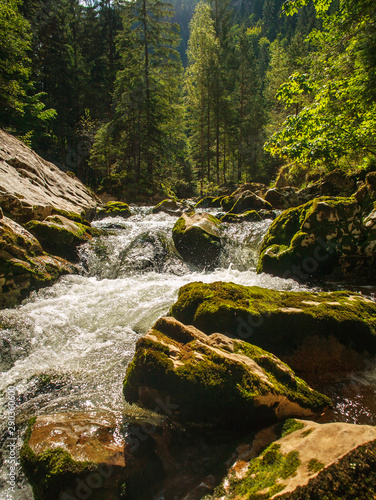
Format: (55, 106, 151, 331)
(0, 129, 98, 223)
(26, 214, 100, 261)
(264, 187, 299, 210)
(152, 199, 191, 216)
(257, 196, 376, 282)
(21, 411, 126, 500)
(208, 419, 376, 499)
(169, 281, 376, 374)
(123, 317, 331, 427)
(222, 190, 272, 213)
(95, 201, 132, 220)
(0, 216, 77, 308)
(172, 212, 222, 268)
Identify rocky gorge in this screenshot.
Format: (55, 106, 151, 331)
(1, 131, 376, 499)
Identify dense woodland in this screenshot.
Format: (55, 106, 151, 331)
(1, 0, 375, 199)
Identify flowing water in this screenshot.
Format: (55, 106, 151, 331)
(0, 208, 375, 498)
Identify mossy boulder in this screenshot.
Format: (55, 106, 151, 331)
(152, 198, 190, 216)
(221, 210, 262, 223)
(257, 196, 376, 282)
(95, 201, 131, 220)
(26, 215, 99, 262)
(20, 411, 127, 500)
(208, 419, 376, 499)
(169, 281, 376, 374)
(172, 212, 222, 268)
(264, 188, 299, 210)
(221, 190, 272, 214)
(0, 216, 78, 308)
(123, 316, 330, 427)
(195, 196, 223, 209)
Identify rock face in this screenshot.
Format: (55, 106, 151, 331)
(257, 196, 376, 282)
(0, 129, 98, 223)
(95, 201, 132, 220)
(25, 214, 100, 261)
(21, 411, 126, 500)
(208, 419, 376, 499)
(172, 212, 222, 268)
(123, 317, 331, 427)
(0, 216, 78, 308)
(170, 281, 376, 374)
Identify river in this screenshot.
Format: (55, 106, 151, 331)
(0, 208, 375, 498)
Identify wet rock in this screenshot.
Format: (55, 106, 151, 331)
(257, 196, 376, 282)
(0, 129, 98, 223)
(123, 316, 331, 427)
(208, 419, 376, 499)
(95, 201, 132, 220)
(221, 210, 262, 223)
(195, 196, 223, 209)
(0, 216, 78, 308)
(152, 199, 191, 216)
(222, 190, 272, 213)
(172, 212, 222, 269)
(21, 411, 127, 500)
(25, 215, 100, 262)
(169, 281, 376, 375)
(264, 187, 299, 210)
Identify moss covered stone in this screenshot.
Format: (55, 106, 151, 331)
(123, 317, 330, 427)
(26, 214, 98, 261)
(0, 216, 77, 308)
(152, 198, 191, 215)
(195, 196, 223, 209)
(172, 212, 222, 269)
(208, 420, 376, 499)
(221, 210, 262, 223)
(257, 196, 376, 282)
(170, 281, 376, 374)
(20, 412, 127, 500)
(96, 201, 131, 220)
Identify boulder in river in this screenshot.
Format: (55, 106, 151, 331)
(95, 201, 132, 220)
(0, 129, 98, 223)
(172, 212, 222, 268)
(222, 190, 272, 213)
(0, 216, 78, 308)
(123, 316, 331, 427)
(170, 281, 376, 375)
(21, 411, 126, 500)
(152, 198, 191, 216)
(257, 195, 376, 282)
(208, 419, 376, 499)
(221, 210, 262, 223)
(25, 214, 100, 261)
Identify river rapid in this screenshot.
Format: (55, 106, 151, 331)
(1, 208, 375, 498)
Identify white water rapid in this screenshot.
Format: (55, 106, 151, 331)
(0, 208, 375, 498)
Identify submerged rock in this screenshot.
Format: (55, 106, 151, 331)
(170, 281, 376, 374)
(123, 317, 331, 427)
(257, 196, 376, 282)
(95, 201, 132, 220)
(172, 212, 222, 269)
(21, 411, 126, 500)
(26, 214, 100, 261)
(208, 419, 376, 499)
(0, 216, 77, 308)
(0, 129, 98, 223)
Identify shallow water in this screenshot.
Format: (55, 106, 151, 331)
(1, 208, 375, 498)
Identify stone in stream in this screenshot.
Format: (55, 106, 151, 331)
(123, 316, 331, 427)
(25, 214, 101, 262)
(95, 201, 132, 220)
(152, 198, 191, 216)
(257, 195, 376, 282)
(0, 216, 78, 308)
(207, 419, 376, 499)
(21, 411, 127, 500)
(172, 212, 222, 269)
(222, 190, 272, 213)
(169, 281, 376, 375)
(0, 129, 98, 223)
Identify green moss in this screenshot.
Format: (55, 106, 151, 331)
(223, 443, 301, 499)
(52, 209, 90, 226)
(307, 458, 325, 474)
(279, 419, 305, 438)
(221, 210, 262, 223)
(169, 281, 376, 360)
(20, 417, 96, 500)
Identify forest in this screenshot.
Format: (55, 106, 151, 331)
(1, 0, 376, 200)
